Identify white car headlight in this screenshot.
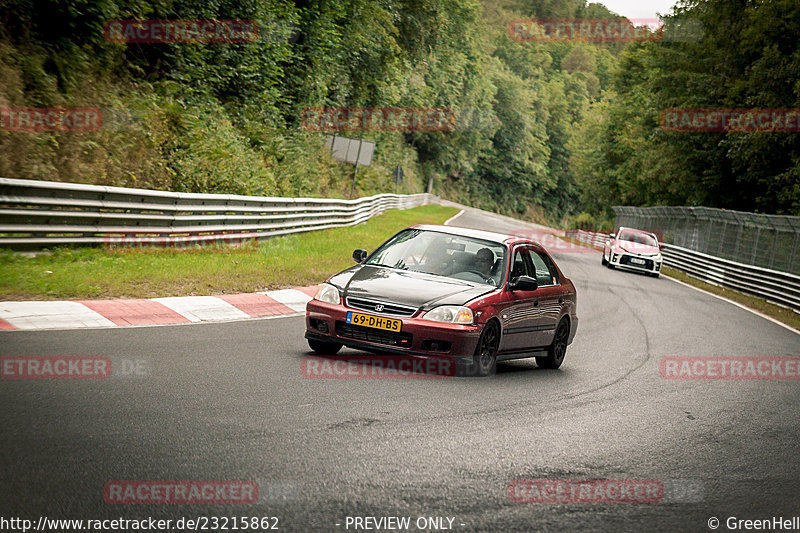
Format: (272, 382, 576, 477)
(422, 306, 474, 324)
(314, 283, 341, 305)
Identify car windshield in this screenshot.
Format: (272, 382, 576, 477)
(365, 229, 507, 287)
(619, 232, 658, 247)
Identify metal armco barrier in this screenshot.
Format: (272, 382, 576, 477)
(661, 243, 800, 311)
(565, 229, 607, 249)
(0, 178, 433, 249)
(567, 229, 800, 311)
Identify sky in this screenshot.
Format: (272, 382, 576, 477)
(596, 0, 679, 20)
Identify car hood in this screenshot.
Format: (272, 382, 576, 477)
(615, 241, 660, 255)
(329, 265, 496, 310)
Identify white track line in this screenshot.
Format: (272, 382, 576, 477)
(664, 275, 800, 337)
(443, 210, 465, 226)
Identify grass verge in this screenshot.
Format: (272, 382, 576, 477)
(0, 205, 458, 300)
(662, 266, 800, 331)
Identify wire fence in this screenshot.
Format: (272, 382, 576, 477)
(566, 228, 800, 310)
(613, 206, 800, 275)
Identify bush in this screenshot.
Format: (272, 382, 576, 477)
(574, 212, 596, 231)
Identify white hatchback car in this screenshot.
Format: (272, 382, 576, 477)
(602, 227, 663, 277)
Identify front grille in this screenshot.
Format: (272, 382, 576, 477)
(336, 321, 413, 348)
(620, 255, 654, 269)
(345, 297, 418, 317)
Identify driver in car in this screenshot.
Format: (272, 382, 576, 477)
(474, 248, 495, 279)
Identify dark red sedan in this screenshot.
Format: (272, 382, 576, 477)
(305, 224, 579, 376)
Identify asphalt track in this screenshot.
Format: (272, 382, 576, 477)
(1, 208, 799, 532)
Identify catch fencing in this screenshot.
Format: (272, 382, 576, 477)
(567, 227, 800, 312)
(613, 206, 800, 275)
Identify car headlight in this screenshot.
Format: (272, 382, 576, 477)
(314, 283, 341, 305)
(421, 306, 474, 324)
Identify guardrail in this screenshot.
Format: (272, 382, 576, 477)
(0, 178, 433, 249)
(661, 244, 800, 311)
(565, 229, 608, 249)
(566, 229, 800, 311)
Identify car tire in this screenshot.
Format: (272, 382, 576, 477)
(601, 253, 608, 266)
(650, 273, 660, 278)
(459, 321, 499, 377)
(308, 339, 343, 355)
(536, 320, 569, 370)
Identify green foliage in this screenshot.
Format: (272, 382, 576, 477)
(1, 0, 626, 223)
(573, 211, 595, 230)
(166, 105, 277, 195)
(3, 0, 793, 226)
(576, 0, 800, 216)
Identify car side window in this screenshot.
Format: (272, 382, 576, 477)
(510, 248, 534, 282)
(531, 251, 559, 287)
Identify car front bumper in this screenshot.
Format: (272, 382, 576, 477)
(609, 252, 662, 274)
(305, 300, 483, 358)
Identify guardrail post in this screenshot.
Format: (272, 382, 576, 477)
(767, 219, 782, 270)
(751, 227, 761, 266)
(718, 220, 727, 257)
(733, 219, 742, 259)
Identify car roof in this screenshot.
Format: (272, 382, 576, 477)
(617, 227, 658, 239)
(411, 224, 536, 247)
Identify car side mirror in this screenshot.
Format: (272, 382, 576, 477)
(609, 233, 616, 239)
(509, 275, 538, 292)
(353, 249, 368, 263)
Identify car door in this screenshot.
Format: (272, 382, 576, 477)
(527, 250, 564, 348)
(498, 246, 540, 353)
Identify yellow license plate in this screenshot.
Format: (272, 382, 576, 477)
(346, 312, 402, 332)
